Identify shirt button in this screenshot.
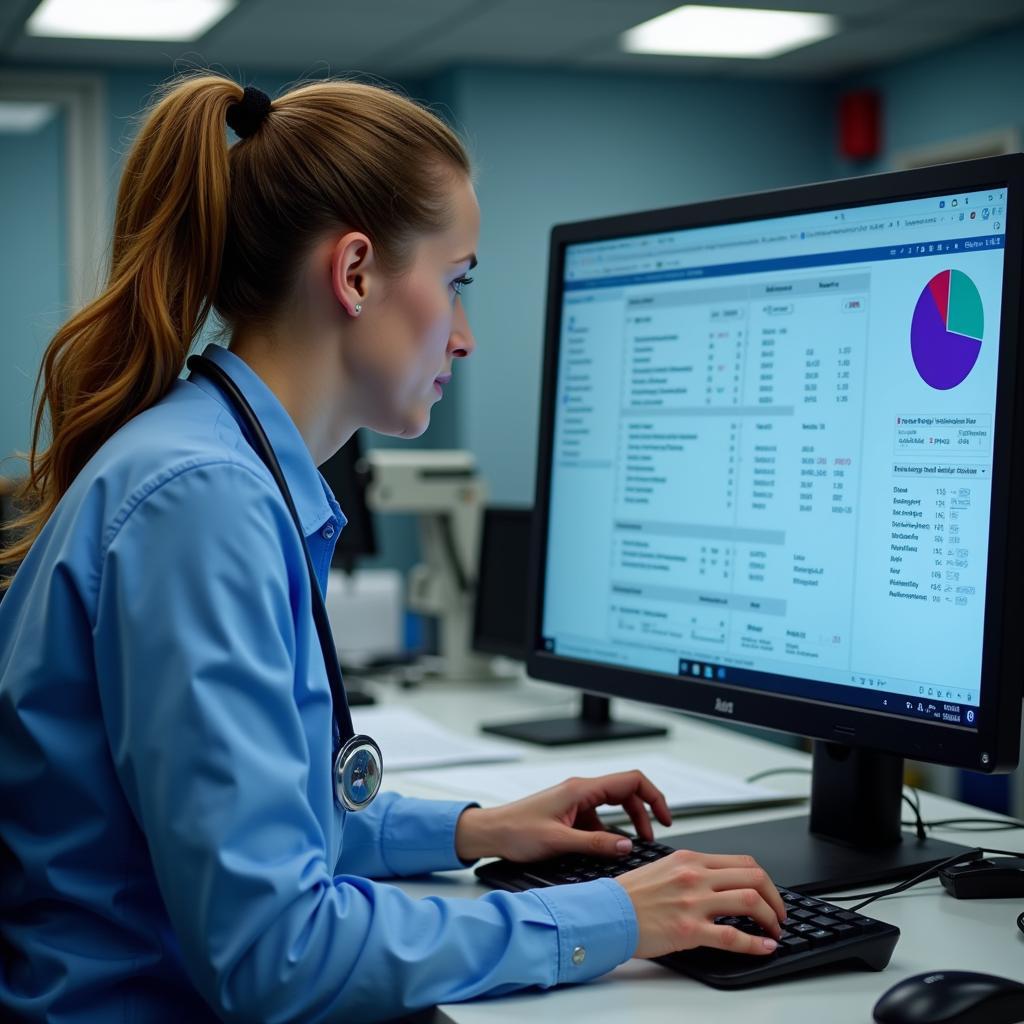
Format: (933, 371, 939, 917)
(322, 524, 335, 540)
(571, 946, 586, 966)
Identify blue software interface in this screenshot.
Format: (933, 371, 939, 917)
(541, 188, 1009, 730)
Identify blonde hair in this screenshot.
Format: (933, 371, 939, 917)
(0, 73, 471, 586)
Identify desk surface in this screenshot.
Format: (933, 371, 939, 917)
(360, 671, 1024, 1024)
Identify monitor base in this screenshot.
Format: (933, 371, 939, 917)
(661, 814, 973, 895)
(482, 715, 667, 746)
(481, 693, 667, 746)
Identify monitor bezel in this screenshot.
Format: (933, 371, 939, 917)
(526, 154, 1024, 774)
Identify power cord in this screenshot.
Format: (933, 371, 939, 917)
(744, 766, 1024, 839)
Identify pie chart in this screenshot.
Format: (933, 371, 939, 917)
(910, 269, 984, 390)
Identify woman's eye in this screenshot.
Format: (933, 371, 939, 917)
(450, 275, 474, 296)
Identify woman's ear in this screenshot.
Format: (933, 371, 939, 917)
(329, 232, 374, 317)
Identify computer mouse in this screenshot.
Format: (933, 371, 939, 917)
(938, 856, 1024, 899)
(873, 970, 1024, 1024)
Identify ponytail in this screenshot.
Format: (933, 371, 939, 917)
(1, 75, 241, 583)
(0, 71, 471, 587)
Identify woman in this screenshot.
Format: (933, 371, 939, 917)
(0, 75, 786, 1022)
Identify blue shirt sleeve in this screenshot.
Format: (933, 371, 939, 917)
(92, 462, 637, 1022)
(335, 791, 481, 877)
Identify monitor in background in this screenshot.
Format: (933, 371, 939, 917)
(318, 431, 377, 574)
(504, 155, 1024, 893)
(472, 506, 533, 660)
(318, 431, 379, 705)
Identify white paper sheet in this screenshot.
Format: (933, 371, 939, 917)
(404, 752, 802, 821)
(351, 706, 523, 772)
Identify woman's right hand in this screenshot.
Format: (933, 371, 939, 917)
(615, 849, 788, 959)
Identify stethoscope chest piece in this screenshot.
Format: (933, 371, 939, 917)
(334, 734, 383, 811)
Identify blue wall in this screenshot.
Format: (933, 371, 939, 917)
(835, 23, 1024, 178)
(0, 108, 64, 478)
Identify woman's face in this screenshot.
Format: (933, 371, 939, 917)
(341, 173, 480, 439)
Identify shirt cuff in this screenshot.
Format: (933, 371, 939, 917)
(530, 877, 638, 985)
(380, 797, 480, 875)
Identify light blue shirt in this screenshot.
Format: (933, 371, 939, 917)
(0, 343, 638, 1023)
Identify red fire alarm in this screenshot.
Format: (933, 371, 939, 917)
(838, 90, 881, 161)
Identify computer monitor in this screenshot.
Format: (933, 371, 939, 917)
(472, 506, 533, 660)
(318, 430, 377, 574)
(518, 155, 1024, 893)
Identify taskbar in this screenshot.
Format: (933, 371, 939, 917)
(675, 657, 979, 730)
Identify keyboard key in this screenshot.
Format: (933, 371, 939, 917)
(781, 936, 811, 953)
(811, 915, 840, 928)
(808, 929, 832, 941)
(791, 908, 817, 921)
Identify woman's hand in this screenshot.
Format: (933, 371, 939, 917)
(455, 770, 673, 863)
(616, 850, 787, 958)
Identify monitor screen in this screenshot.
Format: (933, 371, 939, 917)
(473, 506, 532, 659)
(539, 178, 1014, 739)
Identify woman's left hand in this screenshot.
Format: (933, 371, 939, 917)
(454, 770, 673, 863)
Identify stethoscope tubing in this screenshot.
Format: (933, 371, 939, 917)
(186, 355, 379, 810)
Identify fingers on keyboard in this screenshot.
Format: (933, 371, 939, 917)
(706, 866, 787, 924)
(706, 923, 778, 956)
(706, 891, 781, 938)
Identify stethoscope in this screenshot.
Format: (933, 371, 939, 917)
(186, 354, 382, 813)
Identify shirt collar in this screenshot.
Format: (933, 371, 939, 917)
(190, 342, 339, 536)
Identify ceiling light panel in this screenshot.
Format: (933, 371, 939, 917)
(26, 0, 235, 42)
(622, 4, 838, 59)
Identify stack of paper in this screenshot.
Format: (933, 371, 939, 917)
(350, 705, 523, 772)
(402, 752, 803, 822)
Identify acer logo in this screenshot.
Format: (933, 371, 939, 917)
(714, 697, 734, 715)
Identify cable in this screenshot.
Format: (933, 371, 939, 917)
(902, 792, 926, 840)
(745, 767, 811, 784)
(819, 845, 1024, 913)
(912, 816, 1024, 833)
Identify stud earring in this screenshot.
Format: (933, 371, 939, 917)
(353, 303, 362, 315)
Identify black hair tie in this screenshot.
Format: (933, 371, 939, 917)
(226, 85, 272, 139)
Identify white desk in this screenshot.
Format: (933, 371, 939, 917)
(360, 672, 1024, 1023)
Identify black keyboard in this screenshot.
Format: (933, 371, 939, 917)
(475, 838, 900, 989)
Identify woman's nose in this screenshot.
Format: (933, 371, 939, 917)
(449, 297, 476, 358)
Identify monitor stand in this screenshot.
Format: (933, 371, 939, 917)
(660, 740, 975, 894)
(481, 694, 667, 745)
